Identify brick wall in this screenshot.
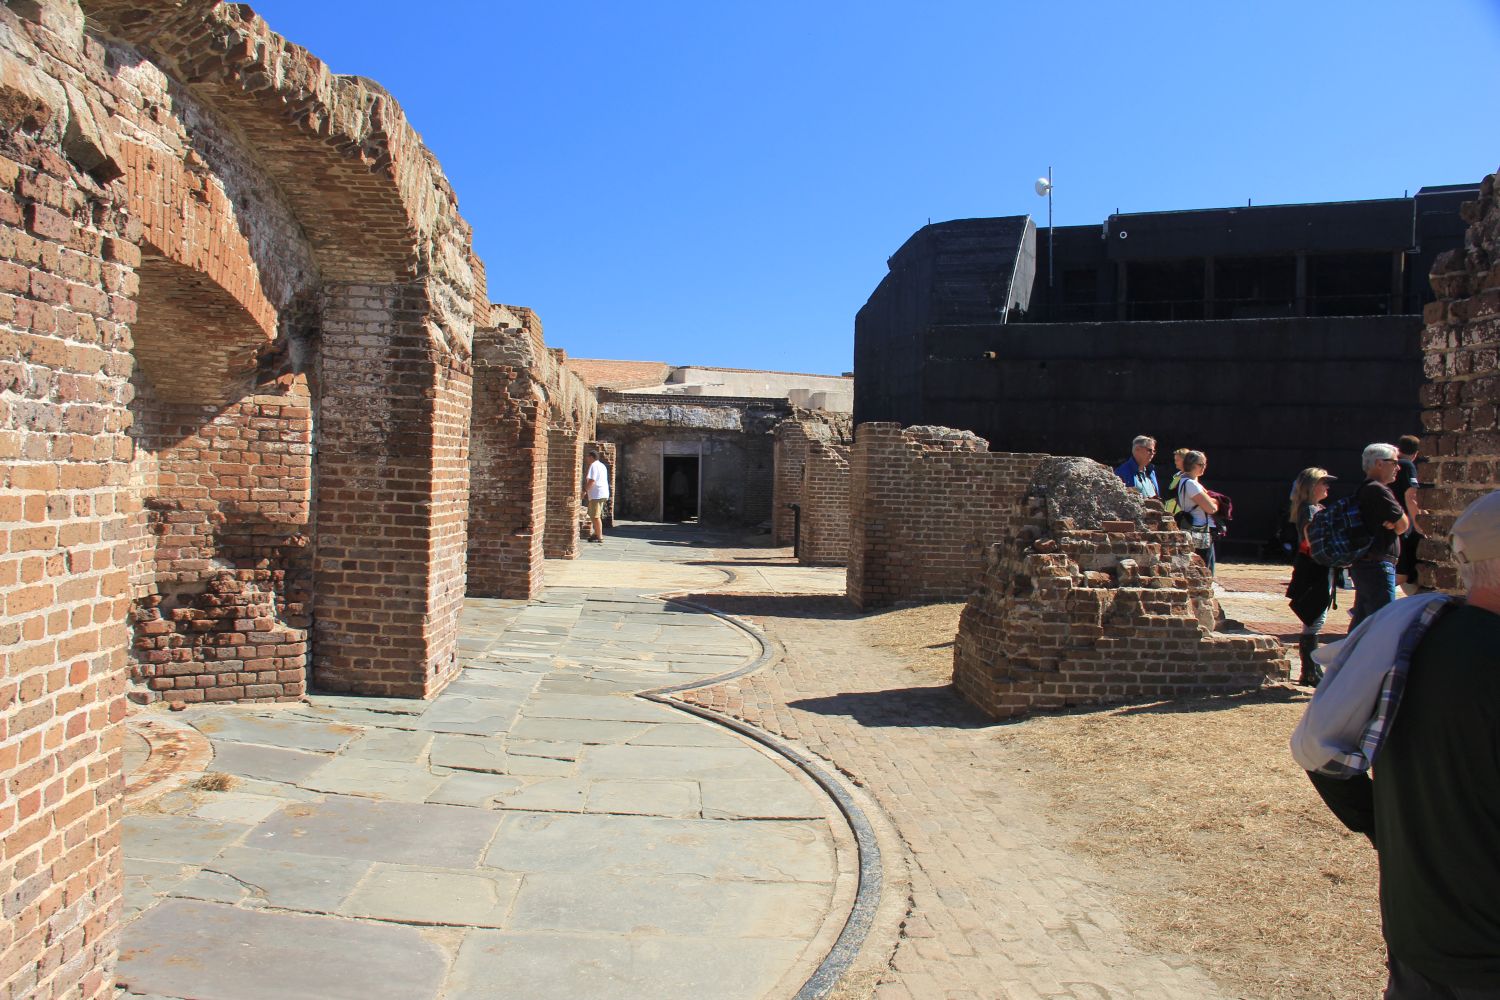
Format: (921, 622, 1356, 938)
(468, 330, 547, 599)
(1422, 169, 1500, 591)
(847, 423, 1050, 608)
(0, 25, 132, 996)
(545, 428, 582, 559)
(953, 488, 1286, 720)
(799, 442, 850, 566)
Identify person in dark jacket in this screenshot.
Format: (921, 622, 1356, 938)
(1350, 443, 1409, 628)
(1285, 466, 1336, 685)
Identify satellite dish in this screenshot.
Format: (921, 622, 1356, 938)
(1034, 177, 1052, 197)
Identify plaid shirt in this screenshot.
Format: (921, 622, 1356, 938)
(1314, 597, 1458, 778)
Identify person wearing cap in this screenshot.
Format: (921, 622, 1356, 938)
(1284, 466, 1336, 685)
(1350, 443, 1410, 627)
(1291, 490, 1500, 997)
(583, 449, 609, 543)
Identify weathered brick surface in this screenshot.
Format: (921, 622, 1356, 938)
(1421, 169, 1500, 591)
(772, 420, 817, 546)
(847, 423, 1049, 608)
(2, 0, 489, 991)
(953, 495, 1286, 720)
(798, 441, 850, 566)
(544, 428, 583, 559)
(582, 441, 617, 530)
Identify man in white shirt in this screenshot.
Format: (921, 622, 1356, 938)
(584, 449, 609, 543)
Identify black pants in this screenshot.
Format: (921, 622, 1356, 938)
(1387, 957, 1500, 999)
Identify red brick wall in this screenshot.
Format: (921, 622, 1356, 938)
(0, 134, 131, 1000)
(847, 423, 1050, 608)
(469, 333, 547, 600)
(954, 496, 1286, 720)
(1421, 169, 1500, 591)
(313, 283, 471, 698)
(545, 428, 583, 559)
(799, 442, 850, 566)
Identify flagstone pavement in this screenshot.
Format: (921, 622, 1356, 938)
(118, 526, 855, 1000)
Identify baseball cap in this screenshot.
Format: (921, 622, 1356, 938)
(1451, 490, 1500, 565)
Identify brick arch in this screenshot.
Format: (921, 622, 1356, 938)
(119, 141, 278, 344)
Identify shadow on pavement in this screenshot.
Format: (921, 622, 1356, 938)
(677, 593, 858, 621)
(1112, 684, 1308, 716)
(788, 685, 992, 730)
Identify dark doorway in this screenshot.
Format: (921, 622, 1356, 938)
(662, 456, 699, 522)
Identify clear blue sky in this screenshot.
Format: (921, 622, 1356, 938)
(245, 1, 1500, 375)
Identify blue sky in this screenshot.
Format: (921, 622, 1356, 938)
(245, 1, 1500, 375)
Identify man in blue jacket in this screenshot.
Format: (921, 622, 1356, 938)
(1115, 435, 1159, 499)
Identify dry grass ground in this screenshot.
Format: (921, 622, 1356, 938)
(854, 600, 1385, 1000)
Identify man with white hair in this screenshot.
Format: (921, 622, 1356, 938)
(1350, 442, 1410, 627)
(1292, 490, 1500, 997)
(1114, 435, 1159, 498)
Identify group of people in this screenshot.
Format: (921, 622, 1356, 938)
(1114, 435, 1221, 573)
(1285, 436, 1425, 686)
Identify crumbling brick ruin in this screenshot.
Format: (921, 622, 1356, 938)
(953, 458, 1286, 720)
(799, 441, 850, 566)
(771, 411, 852, 548)
(467, 307, 595, 599)
(1422, 168, 1500, 591)
(0, 1, 491, 992)
(847, 423, 1049, 608)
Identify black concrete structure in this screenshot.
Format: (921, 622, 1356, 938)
(854, 187, 1477, 553)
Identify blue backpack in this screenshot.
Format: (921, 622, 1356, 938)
(1307, 494, 1373, 568)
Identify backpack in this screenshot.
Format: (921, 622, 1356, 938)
(1307, 494, 1373, 568)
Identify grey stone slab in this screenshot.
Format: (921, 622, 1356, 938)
(339, 864, 520, 927)
(700, 779, 825, 820)
(307, 695, 428, 716)
(117, 898, 446, 1000)
(190, 713, 360, 753)
(207, 741, 328, 785)
(298, 757, 444, 802)
(507, 717, 654, 745)
(578, 744, 789, 782)
(627, 724, 745, 748)
(484, 812, 835, 883)
(124, 814, 249, 866)
(340, 728, 432, 762)
(586, 780, 698, 817)
(122, 859, 193, 918)
(412, 695, 525, 735)
(446, 931, 805, 1000)
(188, 846, 373, 911)
(507, 871, 831, 938)
(505, 739, 583, 762)
(426, 772, 523, 808)
(429, 734, 509, 774)
(251, 796, 503, 869)
(500, 778, 590, 812)
(190, 792, 286, 826)
(522, 694, 672, 724)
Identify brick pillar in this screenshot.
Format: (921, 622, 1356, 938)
(0, 143, 131, 1000)
(313, 282, 470, 697)
(800, 442, 851, 566)
(1421, 170, 1500, 591)
(544, 427, 582, 559)
(468, 338, 546, 599)
(773, 421, 815, 546)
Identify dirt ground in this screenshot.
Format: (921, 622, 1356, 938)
(853, 599, 1385, 1000)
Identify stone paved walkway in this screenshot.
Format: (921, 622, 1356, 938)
(118, 527, 852, 1000)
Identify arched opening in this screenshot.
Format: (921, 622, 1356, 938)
(126, 251, 314, 703)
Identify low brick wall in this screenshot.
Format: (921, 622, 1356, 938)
(847, 423, 1049, 608)
(799, 442, 850, 566)
(954, 490, 1287, 720)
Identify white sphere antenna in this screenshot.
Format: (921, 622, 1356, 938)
(1034, 177, 1052, 197)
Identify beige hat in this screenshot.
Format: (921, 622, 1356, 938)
(1451, 490, 1500, 564)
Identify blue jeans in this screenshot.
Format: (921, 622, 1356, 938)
(1350, 560, 1397, 628)
(1387, 957, 1500, 999)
